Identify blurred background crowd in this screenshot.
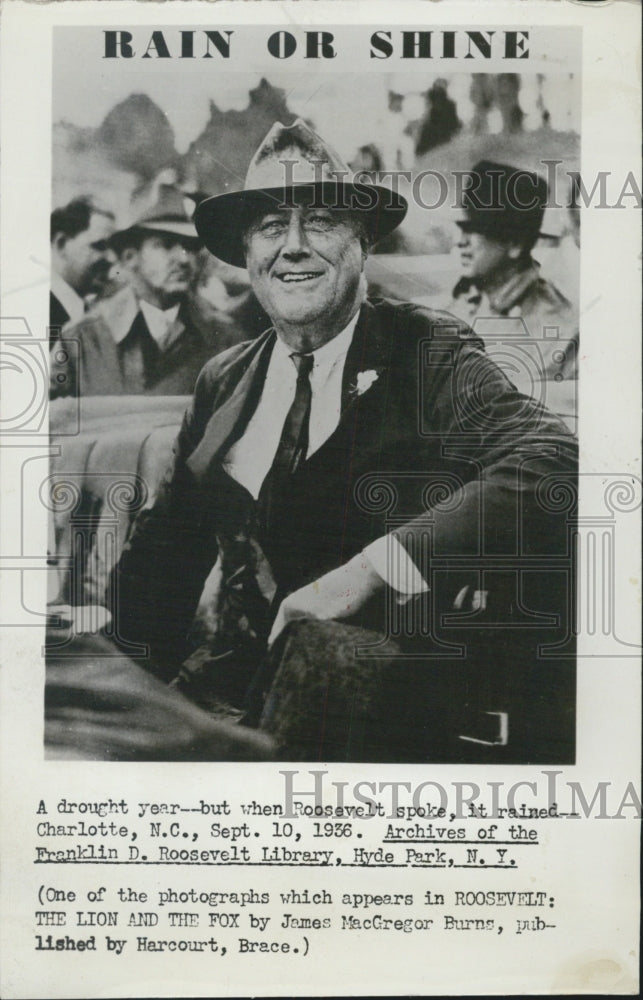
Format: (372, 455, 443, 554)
(50, 71, 581, 380)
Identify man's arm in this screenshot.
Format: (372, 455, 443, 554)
(268, 335, 576, 644)
(396, 341, 577, 569)
(107, 369, 221, 680)
(267, 552, 384, 647)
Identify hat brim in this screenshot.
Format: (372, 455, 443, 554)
(455, 214, 542, 244)
(194, 182, 408, 268)
(109, 220, 201, 252)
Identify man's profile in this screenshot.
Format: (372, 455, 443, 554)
(448, 159, 577, 381)
(49, 197, 115, 345)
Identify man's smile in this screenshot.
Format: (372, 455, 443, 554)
(244, 204, 367, 344)
(275, 270, 324, 284)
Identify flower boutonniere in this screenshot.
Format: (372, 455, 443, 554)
(352, 369, 380, 398)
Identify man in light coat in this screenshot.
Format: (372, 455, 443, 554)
(51, 187, 219, 397)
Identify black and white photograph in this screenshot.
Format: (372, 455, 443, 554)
(0, 3, 640, 997)
(45, 29, 581, 765)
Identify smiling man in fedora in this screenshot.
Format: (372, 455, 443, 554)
(111, 120, 577, 763)
(50, 186, 216, 397)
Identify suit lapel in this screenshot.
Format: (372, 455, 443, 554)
(295, 301, 393, 475)
(341, 300, 391, 411)
(188, 301, 393, 482)
(187, 331, 275, 479)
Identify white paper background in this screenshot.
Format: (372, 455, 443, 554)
(1, 1, 640, 996)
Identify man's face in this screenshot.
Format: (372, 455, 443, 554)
(456, 226, 515, 285)
(57, 212, 115, 296)
(244, 206, 365, 338)
(125, 233, 196, 309)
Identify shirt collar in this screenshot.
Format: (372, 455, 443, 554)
(273, 309, 360, 373)
(51, 272, 85, 324)
(487, 259, 540, 314)
(101, 286, 140, 345)
(139, 299, 181, 349)
(100, 286, 182, 348)
(452, 259, 541, 315)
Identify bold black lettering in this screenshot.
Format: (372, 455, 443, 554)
(204, 31, 233, 58)
(464, 31, 495, 59)
(370, 31, 393, 59)
(142, 31, 171, 59)
(402, 31, 432, 58)
(504, 30, 529, 59)
(267, 31, 297, 59)
(180, 31, 194, 58)
(441, 31, 456, 58)
(104, 31, 134, 58)
(305, 31, 336, 59)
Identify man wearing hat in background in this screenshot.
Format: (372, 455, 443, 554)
(110, 121, 577, 763)
(50, 186, 217, 397)
(448, 159, 577, 381)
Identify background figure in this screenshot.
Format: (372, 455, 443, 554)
(447, 160, 577, 383)
(495, 74, 525, 133)
(349, 142, 407, 255)
(49, 197, 115, 346)
(468, 74, 525, 135)
(468, 74, 495, 134)
(378, 90, 415, 170)
(415, 79, 462, 156)
(50, 186, 217, 397)
(349, 143, 384, 183)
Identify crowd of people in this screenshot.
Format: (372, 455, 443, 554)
(49, 188, 269, 397)
(49, 156, 578, 400)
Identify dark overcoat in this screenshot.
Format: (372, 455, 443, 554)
(112, 297, 577, 718)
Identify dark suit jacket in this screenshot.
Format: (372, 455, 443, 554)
(49, 292, 70, 347)
(111, 297, 577, 675)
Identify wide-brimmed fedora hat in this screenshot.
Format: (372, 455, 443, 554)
(110, 185, 201, 253)
(456, 160, 547, 248)
(194, 119, 408, 268)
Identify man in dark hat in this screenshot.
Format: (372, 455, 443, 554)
(110, 121, 577, 763)
(49, 197, 115, 347)
(50, 187, 217, 397)
(448, 160, 577, 380)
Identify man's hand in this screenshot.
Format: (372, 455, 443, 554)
(268, 553, 384, 647)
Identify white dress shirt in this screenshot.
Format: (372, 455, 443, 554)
(100, 288, 182, 351)
(223, 312, 428, 597)
(138, 300, 181, 350)
(223, 314, 358, 498)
